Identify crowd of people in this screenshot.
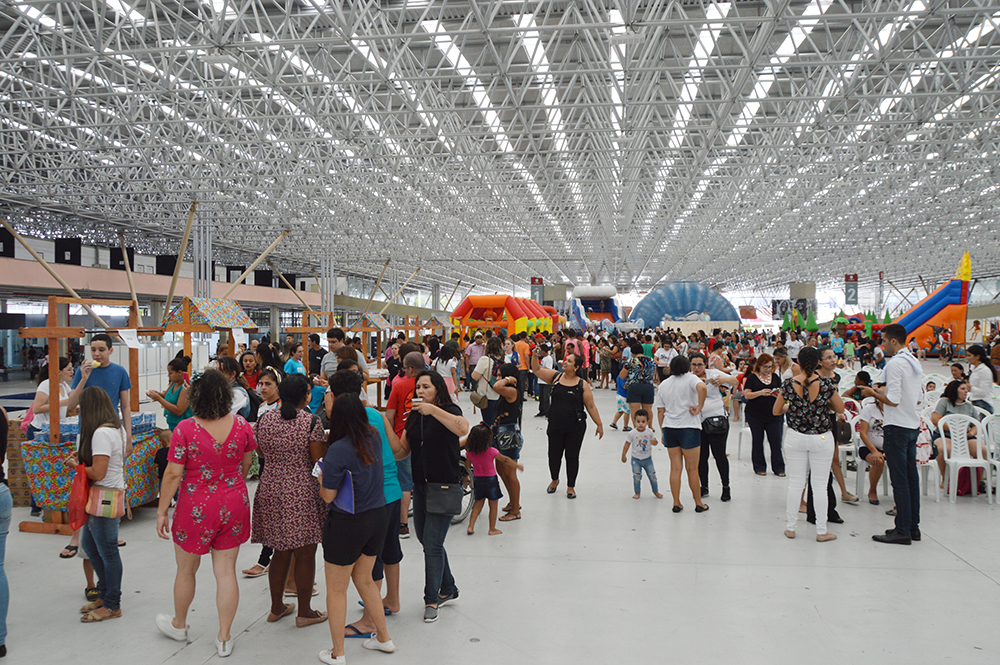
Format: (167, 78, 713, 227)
(5, 320, 999, 661)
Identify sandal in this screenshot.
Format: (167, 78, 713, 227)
(242, 564, 269, 578)
(80, 600, 103, 613)
(498, 512, 521, 522)
(81, 609, 121, 623)
(59, 545, 79, 559)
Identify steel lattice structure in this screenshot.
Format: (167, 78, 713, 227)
(2, 0, 999, 298)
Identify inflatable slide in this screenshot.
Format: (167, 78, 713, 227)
(893, 252, 970, 351)
(568, 285, 627, 331)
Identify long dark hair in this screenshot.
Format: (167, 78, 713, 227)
(78, 386, 121, 466)
(499, 362, 522, 401)
(168, 355, 191, 374)
(278, 374, 310, 420)
(967, 345, 998, 383)
(798, 346, 819, 380)
(38, 357, 71, 386)
(218, 356, 250, 391)
(327, 393, 376, 465)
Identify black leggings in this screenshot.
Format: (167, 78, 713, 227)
(548, 428, 586, 487)
(698, 427, 730, 489)
(806, 470, 839, 522)
(748, 416, 785, 474)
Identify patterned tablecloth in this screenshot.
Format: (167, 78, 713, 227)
(21, 430, 162, 511)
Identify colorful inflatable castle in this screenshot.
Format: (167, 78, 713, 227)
(450, 295, 555, 337)
(568, 285, 627, 331)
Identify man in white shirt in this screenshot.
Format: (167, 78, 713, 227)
(785, 331, 804, 361)
(861, 323, 923, 545)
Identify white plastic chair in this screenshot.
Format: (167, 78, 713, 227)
(917, 407, 942, 502)
(923, 391, 942, 410)
(737, 425, 751, 459)
(924, 373, 947, 389)
(981, 414, 1000, 499)
(938, 414, 991, 504)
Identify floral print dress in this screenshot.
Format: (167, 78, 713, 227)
(168, 416, 257, 555)
(251, 409, 327, 551)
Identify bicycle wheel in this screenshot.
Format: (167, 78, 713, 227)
(451, 465, 475, 525)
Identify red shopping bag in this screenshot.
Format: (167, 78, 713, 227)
(68, 464, 90, 531)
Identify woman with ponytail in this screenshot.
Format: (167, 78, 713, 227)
(217, 356, 252, 419)
(250, 374, 328, 627)
(773, 346, 845, 543)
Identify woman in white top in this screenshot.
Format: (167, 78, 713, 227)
(432, 345, 461, 402)
(472, 337, 504, 426)
(32, 358, 93, 559)
(966, 345, 996, 414)
(73, 386, 131, 622)
(654, 355, 708, 513)
(689, 353, 739, 502)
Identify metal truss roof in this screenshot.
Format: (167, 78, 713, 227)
(2, 0, 1000, 298)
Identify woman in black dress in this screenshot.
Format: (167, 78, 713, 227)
(530, 348, 603, 499)
(744, 353, 785, 476)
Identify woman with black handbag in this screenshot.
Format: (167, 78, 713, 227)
(399, 371, 469, 624)
(491, 363, 524, 522)
(689, 353, 738, 502)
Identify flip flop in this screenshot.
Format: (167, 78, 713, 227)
(498, 512, 521, 522)
(242, 564, 269, 578)
(345, 624, 374, 638)
(869, 498, 880, 505)
(59, 545, 79, 559)
(357, 600, 393, 616)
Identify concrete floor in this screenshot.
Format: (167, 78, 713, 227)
(2, 365, 998, 664)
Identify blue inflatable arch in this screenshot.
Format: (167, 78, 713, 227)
(630, 282, 739, 325)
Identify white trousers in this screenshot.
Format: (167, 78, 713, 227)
(784, 429, 835, 534)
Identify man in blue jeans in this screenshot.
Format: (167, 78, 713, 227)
(861, 324, 923, 545)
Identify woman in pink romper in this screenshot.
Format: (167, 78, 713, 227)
(155, 370, 256, 658)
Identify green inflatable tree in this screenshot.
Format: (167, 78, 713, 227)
(782, 312, 791, 330)
(805, 309, 818, 332)
(883, 310, 892, 324)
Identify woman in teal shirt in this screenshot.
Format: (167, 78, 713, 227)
(147, 355, 193, 438)
(283, 343, 307, 377)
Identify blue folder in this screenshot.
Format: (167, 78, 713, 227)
(332, 469, 355, 514)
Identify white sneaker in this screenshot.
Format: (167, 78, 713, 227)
(155, 614, 187, 642)
(216, 637, 234, 658)
(362, 636, 396, 653)
(319, 649, 346, 665)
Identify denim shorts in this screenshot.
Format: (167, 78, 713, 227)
(473, 475, 503, 502)
(395, 455, 413, 492)
(662, 427, 701, 450)
(626, 383, 654, 404)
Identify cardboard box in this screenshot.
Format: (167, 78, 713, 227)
(6, 420, 32, 508)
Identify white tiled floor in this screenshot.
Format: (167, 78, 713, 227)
(4, 366, 999, 664)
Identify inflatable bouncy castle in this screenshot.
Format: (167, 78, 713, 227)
(450, 295, 554, 337)
(568, 285, 627, 331)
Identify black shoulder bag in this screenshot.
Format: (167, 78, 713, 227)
(419, 409, 463, 515)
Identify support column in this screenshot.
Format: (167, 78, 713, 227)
(269, 306, 280, 342)
(150, 301, 164, 339)
(432, 284, 441, 311)
(192, 217, 213, 299)
(57, 302, 69, 357)
(321, 256, 336, 312)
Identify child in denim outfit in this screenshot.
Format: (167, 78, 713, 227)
(621, 410, 662, 499)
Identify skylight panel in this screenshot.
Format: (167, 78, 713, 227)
(423, 21, 514, 153)
(607, 10, 627, 137)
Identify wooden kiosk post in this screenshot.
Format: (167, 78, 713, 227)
(17, 295, 160, 535)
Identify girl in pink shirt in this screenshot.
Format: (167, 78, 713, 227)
(462, 425, 523, 536)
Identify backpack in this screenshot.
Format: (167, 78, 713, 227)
(246, 388, 264, 422)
